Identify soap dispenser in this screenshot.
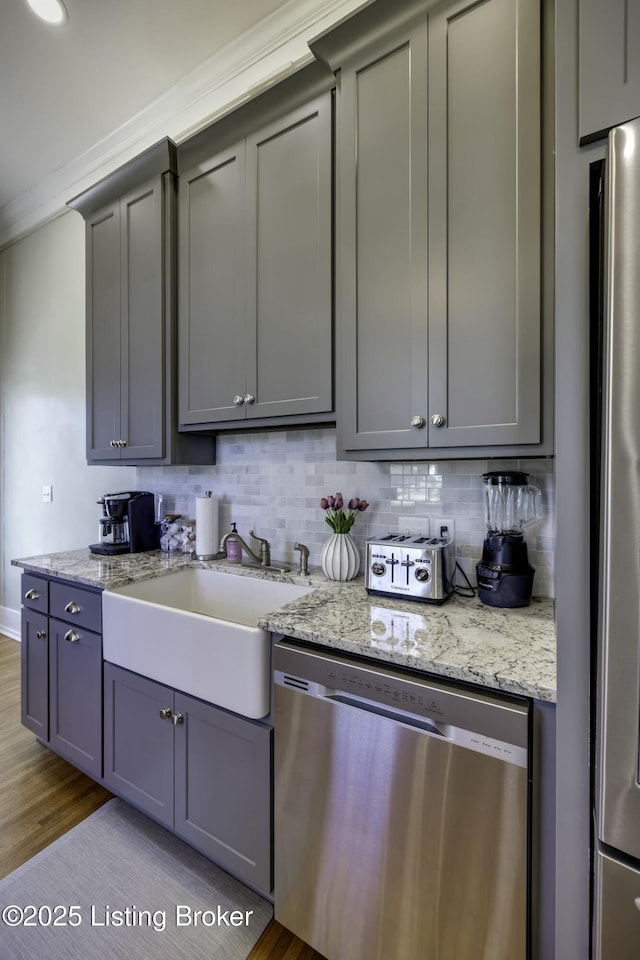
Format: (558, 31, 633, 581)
(226, 522, 242, 563)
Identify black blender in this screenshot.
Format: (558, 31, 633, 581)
(476, 471, 542, 608)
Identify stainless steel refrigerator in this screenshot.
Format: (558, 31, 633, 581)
(595, 114, 640, 956)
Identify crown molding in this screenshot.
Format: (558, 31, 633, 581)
(0, 0, 367, 251)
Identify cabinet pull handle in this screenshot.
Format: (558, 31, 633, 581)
(232, 395, 245, 407)
(171, 713, 185, 725)
(410, 415, 426, 429)
(244, 393, 256, 405)
(119, 440, 127, 448)
(64, 629, 80, 643)
(159, 708, 173, 720)
(24, 588, 40, 601)
(36, 630, 47, 640)
(430, 413, 446, 428)
(64, 601, 81, 615)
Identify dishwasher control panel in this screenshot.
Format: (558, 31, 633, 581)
(274, 640, 529, 768)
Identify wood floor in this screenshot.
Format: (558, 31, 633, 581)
(0, 632, 325, 960)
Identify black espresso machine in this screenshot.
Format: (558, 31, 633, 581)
(89, 491, 158, 556)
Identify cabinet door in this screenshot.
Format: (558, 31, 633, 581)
(174, 693, 272, 893)
(49, 618, 102, 778)
(427, 0, 540, 447)
(179, 143, 247, 425)
(245, 94, 333, 419)
(86, 202, 121, 460)
(103, 663, 174, 827)
(336, 22, 429, 451)
(21, 610, 49, 739)
(580, 0, 640, 142)
(119, 177, 166, 459)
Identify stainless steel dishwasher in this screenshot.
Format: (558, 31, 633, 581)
(273, 639, 529, 960)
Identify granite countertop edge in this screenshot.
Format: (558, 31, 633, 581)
(12, 548, 556, 703)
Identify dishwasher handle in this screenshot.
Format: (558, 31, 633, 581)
(325, 691, 447, 737)
(274, 670, 448, 737)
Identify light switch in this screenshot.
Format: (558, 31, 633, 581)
(42, 485, 53, 503)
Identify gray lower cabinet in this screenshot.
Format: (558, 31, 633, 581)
(317, 0, 545, 459)
(49, 618, 102, 777)
(21, 606, 49, 740)
(178, 92, 333, 430)
(579, 0, 640, 142)
(103, 663, 272, 893)
(20, 574, 103, 780)
(68, 139, 214, 466)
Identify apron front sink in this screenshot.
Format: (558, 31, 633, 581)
(102, 568, 313, 718)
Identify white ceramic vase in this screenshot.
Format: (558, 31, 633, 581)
(321, 532, 360, 581)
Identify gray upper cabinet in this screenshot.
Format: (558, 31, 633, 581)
(85, 179, 164, 461)
(579, 0, 640, 142)
(427, 0, 541, 450)
(179, 142, 247, 425)
(332, 18, 429, 454)
(68, 139, 214, 466)
(178, 90, 333, 431)
(314, 0, 546, 460)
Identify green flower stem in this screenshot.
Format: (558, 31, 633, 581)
(324, 510, 357, 534)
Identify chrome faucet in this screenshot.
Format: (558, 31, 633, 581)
(218, 528, 271, 567)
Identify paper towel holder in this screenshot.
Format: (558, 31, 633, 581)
(194, 490, 220, 561)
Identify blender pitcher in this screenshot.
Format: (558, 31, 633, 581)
(476, 471, 542, 608)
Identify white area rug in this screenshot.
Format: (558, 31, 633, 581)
(0, 798, 272, 959)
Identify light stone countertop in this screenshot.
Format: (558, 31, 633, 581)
(12, 548, 556, 703)
(259, 582, 556, 702)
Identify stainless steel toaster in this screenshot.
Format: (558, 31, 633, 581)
(365, 534, 455, 603)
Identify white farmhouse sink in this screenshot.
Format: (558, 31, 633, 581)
(102, 568, 313, 719)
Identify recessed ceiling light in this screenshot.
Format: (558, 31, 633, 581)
(25, 0, 68, 26)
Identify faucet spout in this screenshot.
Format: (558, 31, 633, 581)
(217, 527, 271, 567)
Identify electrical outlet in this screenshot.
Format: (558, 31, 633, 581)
(42, 485, 53, 503)
(398, 515, 429, 536)
(431, 517, 455, 541)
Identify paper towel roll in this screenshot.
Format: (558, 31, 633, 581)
(195, 494, 219, 558)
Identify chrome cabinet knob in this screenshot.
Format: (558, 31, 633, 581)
(24, 588, 39, 601)
(159, 707, 173, 720)
(64, 629, 80, 643)
(411, 415, 426, 429)
(171, 713, 185, 726)
(120, 440, 127, 448)
(244, 393, 256, 405)
(232, 395, 244, 407)
(36, 630, 47, 640)
(64, 601, 81, 615)
(430, 413, 446, 428)
(110, 440, 117, 448)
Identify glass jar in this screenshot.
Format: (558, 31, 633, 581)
(160, 514, 182, 551)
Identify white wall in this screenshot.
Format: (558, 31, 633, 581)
(0, 211, 135, 635)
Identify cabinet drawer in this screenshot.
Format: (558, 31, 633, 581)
(50, 580, 102, 632)
(21, 573, 49, 614)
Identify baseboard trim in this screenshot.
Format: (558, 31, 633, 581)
(0, 607, 20, 642)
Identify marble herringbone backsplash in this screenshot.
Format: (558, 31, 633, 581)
(138, 427, 555, 597)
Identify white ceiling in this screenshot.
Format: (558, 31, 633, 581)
(0, 0, 366, 247)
